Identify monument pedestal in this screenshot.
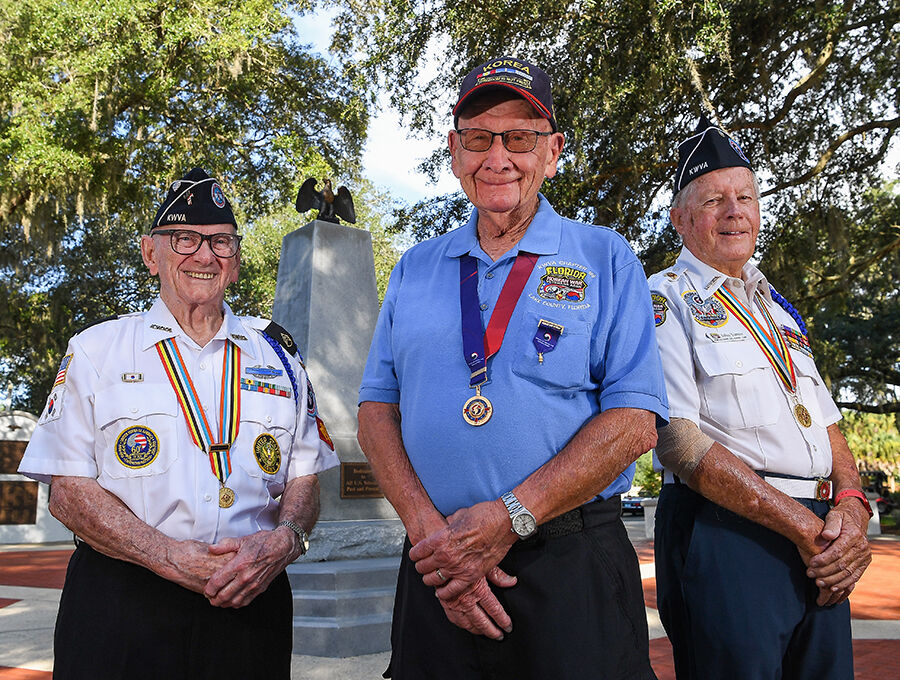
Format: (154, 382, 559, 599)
(273, 220, 404, 655)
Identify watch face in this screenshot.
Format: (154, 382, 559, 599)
(513, 513, 537, 537)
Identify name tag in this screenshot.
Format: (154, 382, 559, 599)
(706, 331, 747, 343)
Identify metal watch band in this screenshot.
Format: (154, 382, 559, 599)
(501, 491, 525, 516)
(277, 519, 309, 554)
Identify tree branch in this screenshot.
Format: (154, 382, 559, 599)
(835, 401, 900, 414)
(762, 117, 900, 196)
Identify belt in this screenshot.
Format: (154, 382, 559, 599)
(534, 495, 622, 540)
(757, 472, 832, 501)
(663, 470, 832, 501)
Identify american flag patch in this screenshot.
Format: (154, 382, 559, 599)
(53, 354, 73, 386)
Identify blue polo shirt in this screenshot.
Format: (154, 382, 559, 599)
(359, 195, 668, 516)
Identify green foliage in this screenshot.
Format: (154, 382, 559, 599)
(328, 0, 899, 412)
(0, 0, 372, 412)
(633, 451, 662, 496)
(840, 410, 900, 476)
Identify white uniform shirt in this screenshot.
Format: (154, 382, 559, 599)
(648, 248, 840, 478)
(19, 298, 339, 543)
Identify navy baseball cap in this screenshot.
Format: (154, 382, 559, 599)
(674, 115, 752, 194)
(150, 167, 238, 231)
(453, 56, 557, 131)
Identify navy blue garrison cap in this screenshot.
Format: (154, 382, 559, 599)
(674, 115, 752, 194)
(150, 168, 238, 231)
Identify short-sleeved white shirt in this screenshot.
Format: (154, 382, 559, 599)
(648, 249, 840, 478)
(19, 298, 339, 542)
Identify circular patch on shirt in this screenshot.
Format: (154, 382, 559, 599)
(211, 182, 226, 208)
(254, 433, 281, 475)
(651, 293, 668, 327)
(682, 290, 728, 328)
(115, 426, 160, 469)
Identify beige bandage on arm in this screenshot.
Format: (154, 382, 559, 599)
(655, 418, 715, 483)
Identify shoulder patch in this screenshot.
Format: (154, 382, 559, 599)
(73, 315, 119, 336)
(263, 321, 299, 357)
(651, 293, 668, 326)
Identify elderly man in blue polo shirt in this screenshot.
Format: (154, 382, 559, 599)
(358, 56, 669, 680)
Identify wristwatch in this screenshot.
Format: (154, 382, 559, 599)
(834, 489, 874, 519)
(501, 491, 538, 540)
(277, 520, 310, 555)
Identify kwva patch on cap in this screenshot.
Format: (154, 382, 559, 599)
(673, 115, 752, 195)
(150, 167, 238, 231)
(453, 56, 557, 131)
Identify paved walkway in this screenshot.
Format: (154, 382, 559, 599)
(1, 532, 897, 679)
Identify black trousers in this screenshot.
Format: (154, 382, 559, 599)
(387, 496, 657, 680)
(655, 483, 854, 680)
(54, 542, 293, 680)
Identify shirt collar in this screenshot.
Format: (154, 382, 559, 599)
(445, 194, 562, 260)
(141, 297, 257, 359)
(675, 247, 771, 303)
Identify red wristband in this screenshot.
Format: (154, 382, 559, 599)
(834, 489, 873, 519)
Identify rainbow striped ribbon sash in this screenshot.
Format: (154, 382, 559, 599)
(156, 338, 241, 485)
(713, 286, 797, 394)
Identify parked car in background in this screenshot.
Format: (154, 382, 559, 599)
(622, 495, 649, 516)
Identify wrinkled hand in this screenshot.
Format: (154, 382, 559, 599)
(804, 503, 871, 606)
(164, 539, 237, 594)
(203, 529, 297, 608)
(410, 500, 516, 601)
(435, 570, 517, 640)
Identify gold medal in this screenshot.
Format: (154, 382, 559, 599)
(219, 486, 236, 508)
(794, 403, 812, 428)
(463, 386, 493, 426)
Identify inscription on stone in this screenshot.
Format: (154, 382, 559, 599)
(340, 462, 384, 499)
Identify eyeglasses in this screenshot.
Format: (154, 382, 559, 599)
(455, 128, 553, 153)
(152, 229, 242, 257)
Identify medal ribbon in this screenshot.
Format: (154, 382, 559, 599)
(460, 252, 539, 386)
(156, 338, 241, 484)
(713, 286, 797, 394)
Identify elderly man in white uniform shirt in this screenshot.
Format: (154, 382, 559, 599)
(648, 117, 872, 680)
(18, 168, 338, 680)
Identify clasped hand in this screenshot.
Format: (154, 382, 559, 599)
(408, 501, 519, 640)
(800, 503, 871, 606)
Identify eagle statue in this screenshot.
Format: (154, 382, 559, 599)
(295, 178, 356, 225)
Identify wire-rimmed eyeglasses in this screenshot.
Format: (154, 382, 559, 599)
(151, 229, 242, 258)
(455, 128, 553, 153)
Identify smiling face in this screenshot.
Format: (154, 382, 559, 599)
(449, 95, 564, 222)
(670, 166, 761, 277)
(140, 223, 240, 314)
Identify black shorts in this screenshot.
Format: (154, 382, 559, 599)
(53, 542, 292, 680)
(387, 496, 656, 680)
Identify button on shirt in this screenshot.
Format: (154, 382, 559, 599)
(648, 248, 839, 478)
(360, 195, 669, 516)
(19, 298, 339, 543)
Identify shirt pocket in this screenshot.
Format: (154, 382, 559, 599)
(235, 392, 298, 486)
(511, 311, 591, 390)
(694, 343, 780, 430)
(94, 383, 180, 479)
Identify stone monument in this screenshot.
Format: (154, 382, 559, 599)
(272, 218, 403, 656)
